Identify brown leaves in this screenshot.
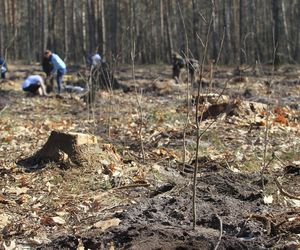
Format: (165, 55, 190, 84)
(0, 194, 11, 204)
(0, 213, 10, 230)
(40, 216, 55, 226)
(152, 147, 179, 159)
(274, 114, 289, 126)
(93, 218, 121, 231)
(40, 216, 66, 226)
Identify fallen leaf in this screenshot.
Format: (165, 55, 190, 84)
(28, 235, 51, 245)
(40, 216, 55, 226)
(274, 114, 289, 126)
(3, 239, 16, 250)
(77, 239, 85, 250)
(46, 182, 55, 193)
(288, 217, 300, 222)
(286, 198, 300, 207)
(0, 193, 10, 204)
(55, 211, 69, 217)
(263, 195, 273, 204)
(6, 187, 29, 195)
(93, 218, 121, 231)
(0, 213, 10, 229)
(51, 216, 66, 225)
(16, 194, 31, 204)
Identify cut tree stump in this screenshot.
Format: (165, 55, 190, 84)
(200, 100, 241, 121)
(21, 131, 97, 166)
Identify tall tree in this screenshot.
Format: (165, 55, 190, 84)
(64, 0, 68, 60)
(223, 0, 233, 63)
(211, 0, 219, 62)
(101, 0, 106, 58)
(0, 0, 299, 65)
(166, 0, 173, 61)
(272, 0, 281, 65)
(281, 0, 291, 61)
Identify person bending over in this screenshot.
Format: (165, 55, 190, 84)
(22, 75, 48, 96)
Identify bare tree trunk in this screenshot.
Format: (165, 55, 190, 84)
(3, 0, 9, 57)
(239, 0, 244, 64)
(223, 0, 233, 64)
(11, 0, 16, 59)
(82, 1, 87, 56)
(64, 0, 68, 59)
(166, 0, 173, 61)
(250, 0, 263, 63)
(87, 0, 96, 53)
(192, 0, 199, 58)
(211, 0, 218, 62)
(232, 0, 240, 65)
(0, 0, 5, 55)
(130, 0, 136, 60)
(281, 0, 291, 61)
(26, 0, 32, 63)
(149, 1, 157, 62)
(111, 0, 118, 57)
(101, 0, 106, 58)
(295, 1, 300, 60)
(71, 2, 79, 61)
(49, 1, 57, 51)
(272, 0, 280, 66)
(160, 0, 165, 60)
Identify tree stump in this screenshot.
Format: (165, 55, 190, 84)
(20, 131, 97, 166)
(200, 100, 241, 121)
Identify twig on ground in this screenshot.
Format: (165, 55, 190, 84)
(274, 178, 300, 200)
(273, 152, 291, 167)
(247, 214, 273, 235)
(214, 213, 223, 250)
(0, 105, 8, 115)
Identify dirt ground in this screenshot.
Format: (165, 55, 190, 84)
(0, 63, 300, 249)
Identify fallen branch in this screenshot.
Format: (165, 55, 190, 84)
(274, 178, 300, 200)
(0, 105, 8, 115)
(273, 152, 291, 168)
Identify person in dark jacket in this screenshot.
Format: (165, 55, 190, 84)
(172, 52, 185, 83)
(0, 57, 8, 79)
(172, 52, 198, 83)
(42, 55, 54, 92)
(44, 50, 67, 93)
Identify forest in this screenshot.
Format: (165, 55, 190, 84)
(0, 0, 300, 250)
(1, 0, 300, 65)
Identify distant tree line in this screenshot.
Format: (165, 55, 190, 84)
(0, 0, 299, 66)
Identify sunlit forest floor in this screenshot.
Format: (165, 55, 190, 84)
(0, 63, 300, 249)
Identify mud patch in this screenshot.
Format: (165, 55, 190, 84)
(39, 170, 285, 249)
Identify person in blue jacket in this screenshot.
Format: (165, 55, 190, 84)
(0, 57, 8, 79)
(43, 50, 66, 93)
(90, 52, 102, 69)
